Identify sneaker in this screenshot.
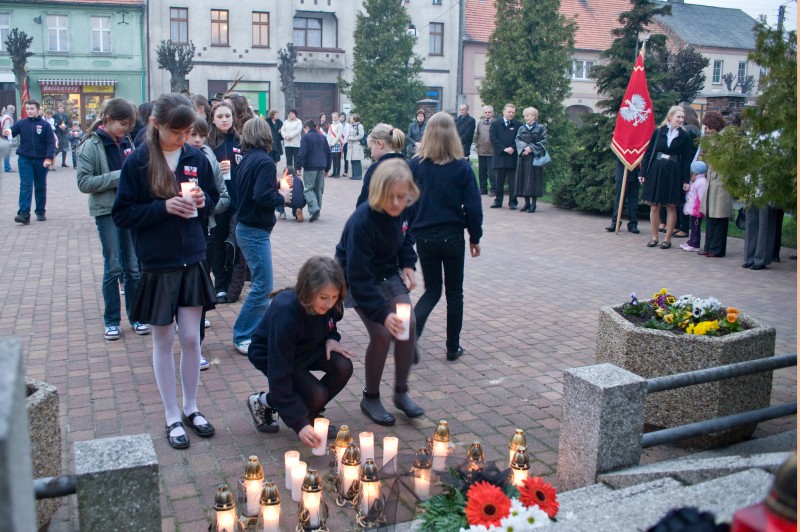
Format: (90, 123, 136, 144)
(279, 212, 287, 220)
(199, 355, 210, 371)
(14, 213, 30, 225)
(247, 392, 279, 433)
(204, 319, 211, 329)
(132, 322, 150, 335)
(104, 325, 121, 340)
(235, 340, 251, 355)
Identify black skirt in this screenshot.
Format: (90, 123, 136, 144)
(344, 273, 408, 309)
(130, 261, 217, 326)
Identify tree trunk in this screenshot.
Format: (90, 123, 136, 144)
(170, 75, 189, 93)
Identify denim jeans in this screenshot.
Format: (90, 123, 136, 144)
(233, 222, 273, 343)
(303, 169, 325, 215)
(4, 150, 10, 172)
(95, 215, 141, 326)
(413, 228, 465, 352)
(350, 160, 362, 180)
(18, 156, 48, 215)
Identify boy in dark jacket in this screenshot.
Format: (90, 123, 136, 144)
(295, 120, 331, 222)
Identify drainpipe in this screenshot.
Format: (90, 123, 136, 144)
(143, 3, 150, 101)
(456, 0, 465, 108)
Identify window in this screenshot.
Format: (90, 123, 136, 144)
(429, 22, 443, 55)
(252, 12, 269, 47)
(91, 16, 111, 53)
(211, 10, 229, 46)
(712, 60, 723, 84)
(169, 7, 188, 44)
(293, 17, 322, 47)
(738, 61, 747, 82)
(433, 0, 443, 4)
(0, 13, 10, 48)
(571, 59, 595, 80)
(47, 15, 68, 52)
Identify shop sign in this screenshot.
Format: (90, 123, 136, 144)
(84, 85, 115, 93)
(42, 84, 80, 93)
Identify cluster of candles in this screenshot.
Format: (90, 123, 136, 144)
(209, 421, 531, 531)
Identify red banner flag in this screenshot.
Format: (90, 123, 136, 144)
(610, 50, 655, 171)
(20, 75, 30, 118)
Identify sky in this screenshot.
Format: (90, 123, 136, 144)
(685, 0, 797, 31)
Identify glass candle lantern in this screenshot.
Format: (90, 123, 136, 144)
(431, 420, 451, 471)
(337, 441, 361, 506)
(298, 468, 328, 531)
(358, 459, 384, 527)
(333, 425, 352, 476)
(467, 441, 485, 472)
(413, 448, 433, 500)
(238, 456, 266, 519)
(211, 484, 240, 532)
(510, 446, 530, 488)
(508, 428, 526, 467)
(254, 481, 281, 532)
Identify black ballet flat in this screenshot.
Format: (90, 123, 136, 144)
(182, 411, 215, 438)
(393, 391, 424, 418)
(360, 395, 396, 426)
(166, 421, 190, 450)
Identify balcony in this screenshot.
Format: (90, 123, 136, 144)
(295, 47, 346, 70)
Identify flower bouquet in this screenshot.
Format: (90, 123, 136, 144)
(419, 461, 558, 531)
(621, 288, 744, 336)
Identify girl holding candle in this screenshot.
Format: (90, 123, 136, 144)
(247, 256, 355, 447)
(231, 118, 291, 355)
(335, 159, 424, 426)
(355, 123, 407, 207)
(111, 93, 220, 450)
(76, 97, 151, 341)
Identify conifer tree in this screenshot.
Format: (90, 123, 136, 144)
(340, 0, 424, 130)
(480, 0, 577, 188)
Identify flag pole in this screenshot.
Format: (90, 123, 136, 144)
(614, 168, 629, 234)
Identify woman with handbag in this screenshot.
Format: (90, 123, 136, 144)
(514, 107, 547, 213)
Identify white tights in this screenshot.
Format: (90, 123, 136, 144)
(151, 306, 205, 437)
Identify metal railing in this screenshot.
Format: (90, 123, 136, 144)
(641, 354, 797, 449)
(34, 475, 76, 500)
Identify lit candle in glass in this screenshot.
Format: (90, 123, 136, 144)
(334, 425, 352, 476)
(431, 420, 451, 471)
(291, 461, 307, 502)
(303, 490, 321, 528)
(300, 469, 326, 530)
(240, 456, 265, 517)
(510, 446, 530, 488)
(256, 481, 280, 532)
(360, 459, 381, 517)
(284, 450, 299, 490)
(508, 429, 526, 467)
(395, 303, 411, 340)
(312, 417, 330, 456)
(279, 175, 291, 192)
(179, 181, 198, 217)
(382, 436, 398, 474)
(211, 484, 237, 532)
(413, 448, 432, 500)
(215, 510, 236, 532)
(359, 431, 375, 465)
(340, 442, 361, 497)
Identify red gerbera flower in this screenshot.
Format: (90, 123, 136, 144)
(519, 476, 559, 518)
(464, 481, 511, 527)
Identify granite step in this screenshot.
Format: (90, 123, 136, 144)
(558, 477, 682, 515)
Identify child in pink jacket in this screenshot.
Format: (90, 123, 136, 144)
(681, 161, 708, 252)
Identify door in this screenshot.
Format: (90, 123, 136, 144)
(296, 83, 337, 124)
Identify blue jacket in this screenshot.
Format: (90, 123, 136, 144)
(355, 152, 407, 207)
(211, 131, 242, 206)
(295, 129, 331, 172)
(235, 149, 283, 231)
(248, 289, 343, 434)
(10, 116, 55, 160)
(335, 202, 417, 324)
(111, 143, 219, 271)
(408, 157, 483, 244)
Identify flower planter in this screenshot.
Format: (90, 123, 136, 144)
(26, 377, 61, 531)
(595, 305, 776, 447)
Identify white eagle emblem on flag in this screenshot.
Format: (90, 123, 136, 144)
(619, 94, 652, 126)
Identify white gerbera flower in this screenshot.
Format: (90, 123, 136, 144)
(459, 525, 493, 532)
(500, 501, 551, 529)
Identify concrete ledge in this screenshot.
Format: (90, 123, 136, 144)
(26, 376, 61, 530)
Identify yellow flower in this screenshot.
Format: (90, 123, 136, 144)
(686, 324, 695, 334)
(665, 314, 674, 324)
(679, 320, 689, 328)
(652, 293, 660, 300)
(660, 288, 668, 295)
(656, 308, 664, 317)
(666, 296, 676, 305)
(726, 313, 737, 323)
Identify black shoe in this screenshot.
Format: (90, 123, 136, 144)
(360, 393, 396, 426)
(393, 390, 424, 418)
(36, 213, 46, 222)
(166, 421, 190, 449)
(413, 347, 420, 365)
(509, 204, 518, 210)
(447, 347, 464, 361)
(14, 213, 30, 225)
(628, 226, 640, 234)
(605, 224, 616, 232)
(490, 203, 502, 209)
(309, 211, 320, 222)
(480, 190, 488, 195)
(742, 262, 754, 268)
(529, 205, 536, 213)
(61, 163, 68, 167)
(520, 205, 530, 213)
(182, 411, 215, 437)
(772, 256, 781, 263)
(750, 264, 767, 270)
(248, 393, 280, 433)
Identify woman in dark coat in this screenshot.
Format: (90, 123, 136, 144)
(406, 109, 426, 158)
(266, 109, 283, 163)
(639, 105, 694, 249)
(514, 106, 547, 213)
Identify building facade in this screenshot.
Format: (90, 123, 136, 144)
(0, 0, 146, 128)
(146, 0, 462, 121)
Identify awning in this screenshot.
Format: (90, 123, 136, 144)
(38, 79, 118, 86)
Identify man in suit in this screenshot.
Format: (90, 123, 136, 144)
(455, 103, 476, 160)
(489, 103, 521, 209)
(295, 119, 332, 222)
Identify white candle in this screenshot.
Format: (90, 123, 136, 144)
(341, 463, 360, 495)
(179, 182, 198, 217)
(245, 478, 262, 516)
(382, 436, 398, 473)
(335, 446, 347, 475)
(312, 418, 330, 456)
(395, 303, 411, 340)
(260, 504, 280, 532)
(303, 490, 321, 528)
(432, 440, 448, 471)
(280, 176, 291, 192)
(222, 171, 231, 181)
(360, 480, 380, 516)
(512, 468, 529, 488)
(215, 508, 236, 532)
(284, 451, 300, 490)
(291, 461, 307, 502)
(414, 469, 430, 500)
(359, 432, 374, 464)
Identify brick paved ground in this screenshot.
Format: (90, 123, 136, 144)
(0, 157, 795, 531)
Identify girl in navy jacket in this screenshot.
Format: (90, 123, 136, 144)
(112, 93, 219, 451)
(335, 158, 424, 426)
(247, 256, 354, 447)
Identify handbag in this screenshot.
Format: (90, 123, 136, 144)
(735, 207, 746, 230)
(532, 149, 551, 167)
